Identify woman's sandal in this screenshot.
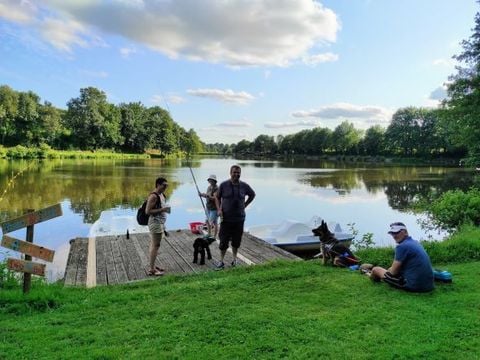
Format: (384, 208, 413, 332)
(148, 269, 165, 276)
(155, 266, 166, 273)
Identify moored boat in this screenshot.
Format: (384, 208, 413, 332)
(247, 216, 354, 253)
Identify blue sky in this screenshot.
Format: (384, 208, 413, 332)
(0, 0, 477, 144)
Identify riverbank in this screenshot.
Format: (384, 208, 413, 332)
(0, 145, 151, 159)
(1, 227, 479, 358)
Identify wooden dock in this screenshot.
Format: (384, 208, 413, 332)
(64, 229, 299, 287)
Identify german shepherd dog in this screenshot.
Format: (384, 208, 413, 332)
(193, 236, 216, 265)
(312, 220, 358, 267)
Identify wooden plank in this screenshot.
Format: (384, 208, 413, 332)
(105, 238, 118, 285)
(86, 237, 96, 288)
(7, 258, 45, 276)
(0, 204, 62, 234)
(64, 239, 79, 286)
(164, 232, 201, 272)
(111, 236, 128, 283)
(131, 234, 149, 277)
(75, 239, 88, 286)
(118, 236, 138, 281)
(122, 235, 146, 280)
(1, 235, 55, 262)
(95, 237, 108, 286)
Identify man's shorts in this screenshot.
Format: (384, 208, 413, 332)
(219, 221, 244, 250)
(383, 271, 407, 290)
(207, 209, 218, 224)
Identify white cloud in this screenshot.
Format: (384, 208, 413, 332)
(432, 58, 454, 66)
(40, 0, 340, 67)
(120, 47, 136, 58)
(292, 102, 391, 121)
(264, 119, 321, 129)
(166, 94, 185, 104)
(0, 0, 36, 24)
(187, 88, 255, 104)
(39, 17, 89, 52)
(303, 52, 339, 66)
(150, 95, 164, 105)
(216, 121, 253, 128)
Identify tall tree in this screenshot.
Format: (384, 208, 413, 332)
(65, 87, 122, 150)
(14, 91, 41, 146)
(119, 102, 148, 153)
(332, 121, 362, 154)
(0, 85, 19, 145)
(442, 4, 480, 163)
(363, 125, 386, 155)
(385, 107, 423, 155)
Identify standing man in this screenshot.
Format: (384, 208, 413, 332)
(199, 174, 219, 239)
(145, 177, 170, 276)
(370, 222, 434, 292)
(215, 165, 255, 269)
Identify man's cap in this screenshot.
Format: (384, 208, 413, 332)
(388, 222, 407, 234)
(207, 174, 217, 181)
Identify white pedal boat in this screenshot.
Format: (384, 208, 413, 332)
(247, 216, 354, 253)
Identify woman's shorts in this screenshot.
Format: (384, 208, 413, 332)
(207, 209, 218, 224)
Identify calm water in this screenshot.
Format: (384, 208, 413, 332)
(0, 157, 476, 280)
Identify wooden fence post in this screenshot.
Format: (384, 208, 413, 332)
(22, 209, 35, 294)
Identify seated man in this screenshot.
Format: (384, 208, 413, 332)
(370, 222, 434, 292)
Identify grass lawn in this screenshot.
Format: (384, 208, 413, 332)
(0, 260, 479, 359)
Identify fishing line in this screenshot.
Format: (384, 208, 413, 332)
(0, 160, 35, 205)
(160, 88, 207, 220)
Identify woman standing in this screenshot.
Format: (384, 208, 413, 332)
(145, 177, 170, 276)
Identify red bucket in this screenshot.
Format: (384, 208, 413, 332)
(189, 222, 205, 235)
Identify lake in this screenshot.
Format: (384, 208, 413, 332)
(0, 157, 476, 280)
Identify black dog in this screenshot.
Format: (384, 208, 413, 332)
(312, 220, 358, 266)
(193, 236, 216, 265)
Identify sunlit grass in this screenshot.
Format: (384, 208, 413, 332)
(0, 258, 478, 359)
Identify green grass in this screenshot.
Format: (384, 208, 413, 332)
(1, 259, 479, 359)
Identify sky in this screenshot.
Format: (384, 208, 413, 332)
(0, 0, 477, 144)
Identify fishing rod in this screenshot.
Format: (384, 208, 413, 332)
(187, 155, 208, 218)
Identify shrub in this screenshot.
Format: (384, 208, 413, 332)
(424, 188, 480, 231)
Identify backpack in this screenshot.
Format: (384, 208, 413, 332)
(137, 192, 161, 226)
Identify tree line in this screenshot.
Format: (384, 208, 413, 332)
(208, 106, 463, 158)
(0, 86, 203, 155)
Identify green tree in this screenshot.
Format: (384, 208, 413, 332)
(14, 91, 41, 146)
(253, 134, 276, 154)
(0, 85, 19, 145)
(119, 102, 149, 153)
(332, 121, 362, 154)
(182, 128, 204, 155)
(38, 101, 64, 146)
(362, 125, 386, 155)
(442, 4, 480, 163)
(234, 139, 252, 154)
(65, 87, 122, 150)
(385, 107, 423, 155)
(146, 106, 177, 154)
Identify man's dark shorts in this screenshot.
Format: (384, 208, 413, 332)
(383, 271, 407, 290)
(219, 221, 244, 250)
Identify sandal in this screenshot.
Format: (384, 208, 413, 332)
(155, 266, 166, 272)
(148, 269, 165, 276)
